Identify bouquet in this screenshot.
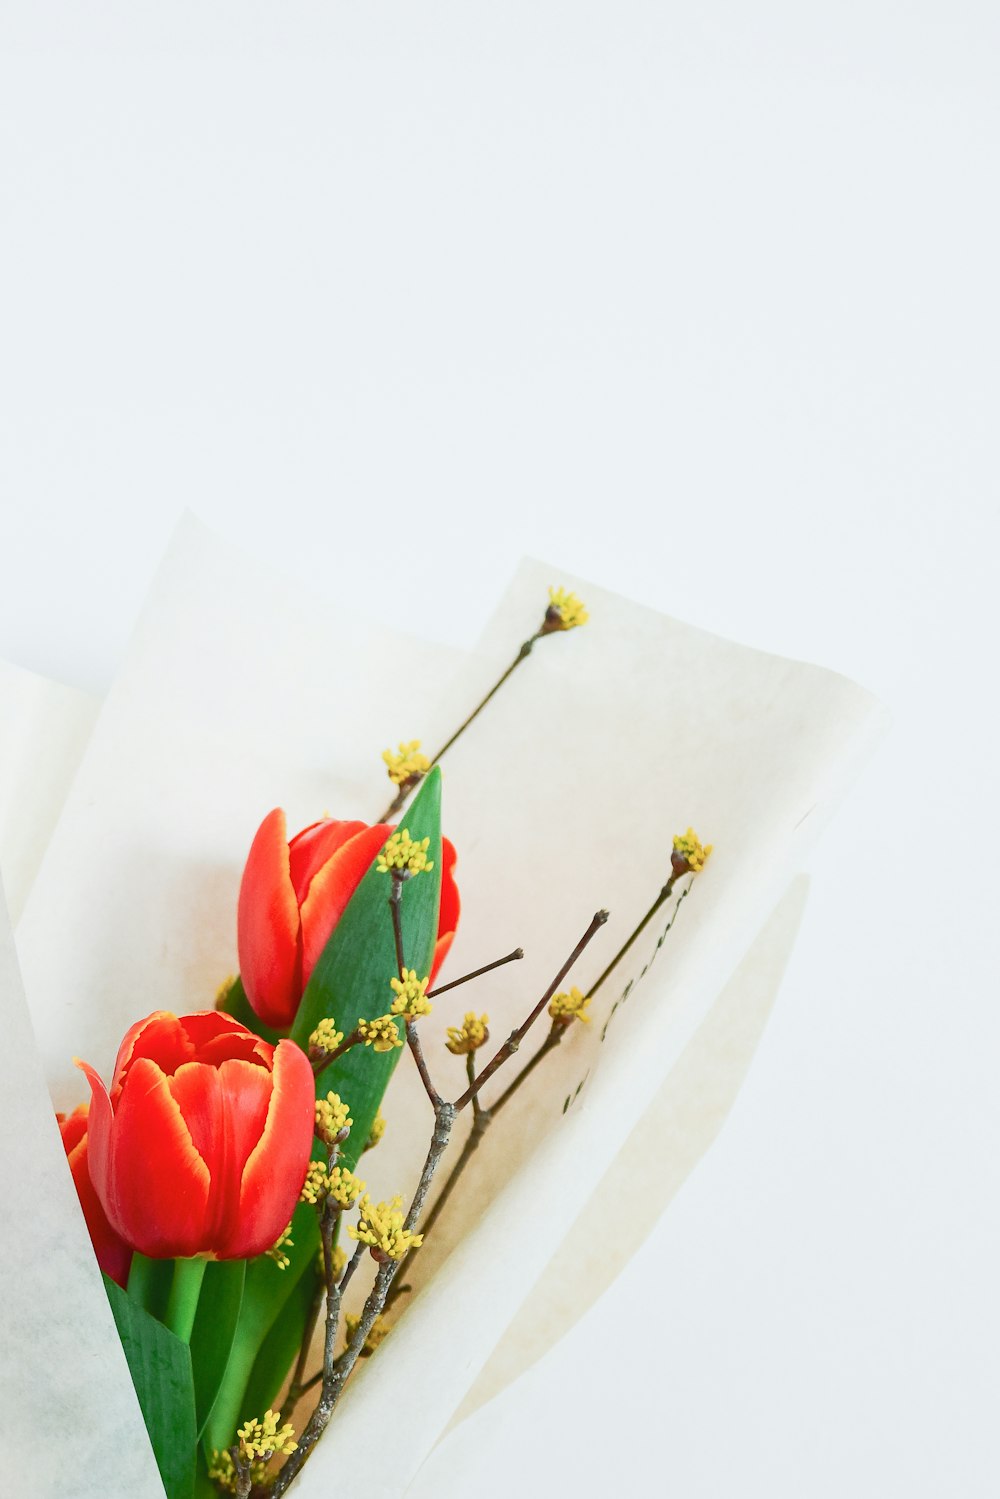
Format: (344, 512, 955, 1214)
(0, 518, 884, 1497)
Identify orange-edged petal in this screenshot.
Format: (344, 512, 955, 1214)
(89, 1056, 212, 1259)
(57, 1101, 89, 1154)
(63, 1126, 132, 1287)
(299, 823, 392, 990)
(179, 1011, 275, 1070)
(113, 1011, 194, 1090)
(238, 808, 303, 1029)
(288, 819, 375, 903)
(234, 1040, 314, 1259)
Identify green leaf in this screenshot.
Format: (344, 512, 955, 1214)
(204, 769, 444, 1450)
(104, 1273, 198, 1499)
(236, 1258, 321, 1441)
(189, 1259, 246, 1440)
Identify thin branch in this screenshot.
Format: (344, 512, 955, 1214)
(375, 634, 542, 822)
(407, 1020, 443, 1110)
(454, 909, 609, 1111)
(426, 946, 524, 999)
(489, 1024, 563, 1114)
(584, 875, 680, 999)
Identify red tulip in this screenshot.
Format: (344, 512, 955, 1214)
(58, 1103, 133, 1288)
(238, 812, 461, 1030)
(77, 1011, 315, 1261)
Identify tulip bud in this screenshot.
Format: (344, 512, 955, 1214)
(237, 811, 460, 1030)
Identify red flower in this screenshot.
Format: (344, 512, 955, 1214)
(237, 812, 461, 1030)
(77, 1011, 315, 1261)
(58, 1103, 133, 1288)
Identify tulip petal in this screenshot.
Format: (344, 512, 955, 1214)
(430, 836, 461, 983)
(113, 1011, 194, 1090)
(287, 819, 375, 903)
(99, 1056, 212, 1259)
(180, 1011, 275, 1070)
(238, 808, 303, 1029)
(168, 1058, 273, 1254)
(57, 1101, 89, 1154)
(236, 1040, 315, 1259)
(63, 1126, 132, 1288)
(299, 823, 393, 989)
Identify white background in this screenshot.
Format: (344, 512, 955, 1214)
(1, 4, 997, 1495)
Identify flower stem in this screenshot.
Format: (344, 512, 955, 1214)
(584, 875, 687, 999)
(164, 1256, 208, 1344)
(376, 634, 542, 822)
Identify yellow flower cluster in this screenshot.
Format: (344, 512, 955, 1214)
(358, 1015, 403, 1053)
(308, 1017, 345, 1058)
(236, 1409, 297, 1463)
(300, 1158, 330, 1206)
(207, 1450, 257, 1493)
(546, 586, 589, 630)
(382, 740, 430, 786)
(344, 1312, 391, 1356)
(266, 1222, 294, 1270)
(445, 1012, 490, 1055)
(348, 1194, 424, 1262)
(365, 1109, 386, 1152)
(315, 1091, 353, 1145)
(376, 829, 434, 877)
(672, 827, 713, 873)
(548, 986, 592, 1025)
(327, 1165, 365, 1210)
(389, 967, 432, 1019)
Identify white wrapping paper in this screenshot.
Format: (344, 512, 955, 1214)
(0, 516, 884, 1495)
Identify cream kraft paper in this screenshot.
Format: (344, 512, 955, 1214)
(0, 516, 884, 1495)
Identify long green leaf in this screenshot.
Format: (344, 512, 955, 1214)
(189, 1259, 246, 1440)
(205, 770, 443, 1451)
(104, 1273, 198, 1499)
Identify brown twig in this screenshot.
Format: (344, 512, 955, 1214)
(426, 946, 524, 999)
(376, 634, 542, 822)
(454, 910, 609, 1110)
(268, 909, 608, 1496)
(585, 875, 690, 999)
(407, 1020, 443, 1110)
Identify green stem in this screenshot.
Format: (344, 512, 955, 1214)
(165, 1256, 208, 1344)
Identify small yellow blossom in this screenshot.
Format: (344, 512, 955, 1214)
(344, 1312, 391, 1357)
(266, 1222, 294, 1270)
(308, 1017, 345, 1059)
(364, 1109, 386, 1152)
(376, 828, 434, 877)
(545, 586, 589, 631)
(214, 974, 237, 1010)
(358, 1015, 403, 1053)
(207, 1450, 254, 1493)
(548, 986, 592, 1026)
(300, 1158, 330, 1205)
(445, 1012, 490, 1055)
(348, 1194, 424, 1262)
(382, 740, 430, 787)
(315, 1091, 353, 1145)
(672, 827, 713, 874)
(236, 1409, 298, 1463)
(327, 1165, 365, 1210)
(389, 967, 432, 1019)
